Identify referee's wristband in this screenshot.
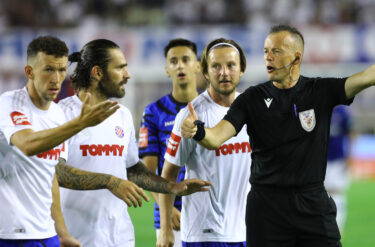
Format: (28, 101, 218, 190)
(193, 120, 206, 141)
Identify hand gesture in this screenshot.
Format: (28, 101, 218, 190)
(181, 102, 198, 139)
(171, 178, 210, 196)
(59, 234, 81, 247)
(172, 207, 181, 230)
(156, 228, 175, 247)
(108, 177, 150, 207)
(79, 93, 120, 127)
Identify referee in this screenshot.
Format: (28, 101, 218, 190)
(181, 24, 375, 247)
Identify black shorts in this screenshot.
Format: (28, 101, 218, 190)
(246, 183, 341, 247)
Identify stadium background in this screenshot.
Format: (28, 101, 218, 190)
(0, 0, 374, 246)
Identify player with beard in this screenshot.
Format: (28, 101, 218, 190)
(0, 36, 123, 247)
(138, 38, 200, 247)
(157, 38, 251, 247)
(58, 39, 210, 247)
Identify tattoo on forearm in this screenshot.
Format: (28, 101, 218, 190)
(56, 158, 111, 190)
(127, 161, 171, 193)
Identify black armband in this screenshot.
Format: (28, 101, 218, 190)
(193, 120, 206, 141)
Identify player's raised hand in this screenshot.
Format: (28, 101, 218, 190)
(107, 177, 150, 208)
(157, 228, 175, 247)
(171, 178, 211, 196)
(79, 93, 120, 127)
(181, 102, 198, 139)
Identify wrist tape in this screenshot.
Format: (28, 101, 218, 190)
(193, 120, 206, 141)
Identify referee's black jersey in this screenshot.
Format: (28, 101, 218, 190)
(224, 76, 353, 187)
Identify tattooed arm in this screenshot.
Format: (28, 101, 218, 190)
(55, 158, 149, 207)
(127, 161, 210, 196)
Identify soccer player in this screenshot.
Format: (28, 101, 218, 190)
(325, 105, 352, 232)
(138, 38, 200, 246)
(0, 36, 119, 247)
(157, 38, 251, 247)
(58, 39, 210, 247)
(181, 24, 375, 247)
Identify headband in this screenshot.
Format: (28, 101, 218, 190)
(208, 42, 240, 55)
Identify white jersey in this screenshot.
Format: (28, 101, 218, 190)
(0, 87, 67, 239)
(59, 95, 139, 247)
(165, 91, 251, 242)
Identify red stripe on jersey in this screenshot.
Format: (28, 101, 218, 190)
(166, 132, 181, 157)
(10, 111, 31, 126)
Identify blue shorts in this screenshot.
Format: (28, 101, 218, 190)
(182, 241, 246, 247)
(0, 235, 60, 247)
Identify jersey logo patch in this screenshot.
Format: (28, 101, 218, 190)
(166, 132, 181, 157)
(14, 228, 26, 233)
(264, 98, 273, 108)
(215, 142, 251, 156)
(139, 127, 148, 148)
(80, 144, 124, 156)
(164, 120, 175, 127)
(299, 109, 316, 132)
(115, 126, 124, 138)
(37, 142, 65, 160)
(10, 111, 31, 126)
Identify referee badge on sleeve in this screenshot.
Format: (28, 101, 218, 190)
(166, 132, 181, 157)
(298, 109, 316, 132)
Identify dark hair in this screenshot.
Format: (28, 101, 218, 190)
(27, 36, 68, 59)
(200, 38, 246, 75)
(269, 24, 305, 46)
(164, 38, 197, 58)
(69, 39, 120, 90)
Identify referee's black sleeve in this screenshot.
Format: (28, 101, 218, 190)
(223, 91, 249, 135)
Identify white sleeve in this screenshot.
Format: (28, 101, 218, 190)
(0, 97, 34, 145)
(164, 108, 195, 167)
(125, 112, 139, 168)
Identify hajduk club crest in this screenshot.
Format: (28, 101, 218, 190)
(115, 126, 124, 138)
(298, 109, 316, 132)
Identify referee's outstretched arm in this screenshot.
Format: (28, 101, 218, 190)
(345, 64, 375, 99)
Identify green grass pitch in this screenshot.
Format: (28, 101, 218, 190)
(129, 180, 375, 246)
(342, 180, 375, 246)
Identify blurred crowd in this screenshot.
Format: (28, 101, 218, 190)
(1, 0, 375, 135)
(1, 0, 375, 28)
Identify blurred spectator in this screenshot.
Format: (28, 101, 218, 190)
(356, 0, 375, 25)
(293, 0, 316, 25)
(1, 0, 374, 27)
(0, 71, 24, 93)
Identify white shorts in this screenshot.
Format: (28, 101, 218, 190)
(156, 229, 182, 247)
(325, 159, 350, 193)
